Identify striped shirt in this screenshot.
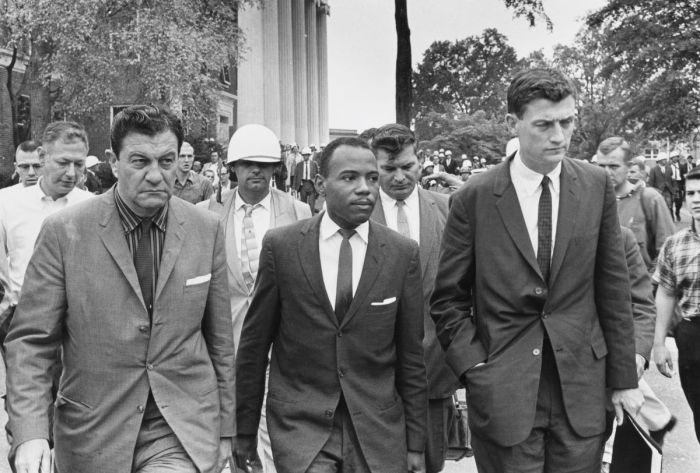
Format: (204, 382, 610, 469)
(653, 226, 700, 319)
(113, 189, 168, 285)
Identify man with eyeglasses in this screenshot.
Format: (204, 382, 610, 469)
(172, 141, 214, 204)
(0, 141, 43, 196)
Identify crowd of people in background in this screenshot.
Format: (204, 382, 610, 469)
(1, 67, 700, 473)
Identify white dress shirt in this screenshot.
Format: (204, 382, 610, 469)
(379, 186, 420, 243)
(232, 189, 272, 260)
(319, 212, 369, 310)
(0, 180, 93, 309)
(510, 152, 561, 258)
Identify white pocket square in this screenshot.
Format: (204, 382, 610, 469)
(371, 297, 396, 306)
(186, 274, 211, 286)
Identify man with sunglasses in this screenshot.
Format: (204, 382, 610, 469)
(199, 124, 310, 473)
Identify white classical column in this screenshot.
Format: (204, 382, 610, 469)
(278, 0, 296, 145)
(305, 0, 319, 147)
(317, 2, 330, 144)
(236, 4, 265, 126)
(262, 0, 281, 137)
(291, 0, 309, 146)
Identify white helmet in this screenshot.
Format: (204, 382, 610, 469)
(227, 124, 281, 164)
(301, 146, 312, 155)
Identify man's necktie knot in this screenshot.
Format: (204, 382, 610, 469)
(338, 228, 355, 240)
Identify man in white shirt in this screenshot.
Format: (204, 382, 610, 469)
(235, 136, 427, 473)
(370, 123, 459, 473)
(198, 124, 310, 473)
(0, 122, 93, 328)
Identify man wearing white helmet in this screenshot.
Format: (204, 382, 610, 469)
(294, 147, 320, 213)
(443, 150, 459, 175)
(198, 124, 310, 473)
(173, 141, 214, 204)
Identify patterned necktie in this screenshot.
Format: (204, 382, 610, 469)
(335, 228, 355, 324)
(537, 176, 552, 284)
(396, 200, 411, 239)
(134, 218, 154, 316)
(240, 204, 261, 292)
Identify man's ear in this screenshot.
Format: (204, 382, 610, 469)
(106, 149, 117, 164)
(505, 113, 519, 136)
(314, 174, 325, 196)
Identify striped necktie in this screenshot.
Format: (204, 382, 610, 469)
(240, 203, 261, 292)
(396, 200, 410, 239)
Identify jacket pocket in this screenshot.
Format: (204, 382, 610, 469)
(56, 391, 92, 410)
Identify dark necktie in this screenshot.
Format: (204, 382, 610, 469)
(135, 218, 154, 316)
(335, 228, 355, 324)
(537, 176, 552, 284)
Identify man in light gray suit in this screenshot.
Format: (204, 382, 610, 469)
(370, 123, 460, 473)
(6, 105, 235, 473)
(198, 124, 310, 473)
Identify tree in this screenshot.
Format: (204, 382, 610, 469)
(413, 29, 518, 120)
(586, 0, 700, 139)
(393, 0, 551, 125)
(0, 0, 257, 138)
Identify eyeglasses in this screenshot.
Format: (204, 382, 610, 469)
(16, 163, 44, 170)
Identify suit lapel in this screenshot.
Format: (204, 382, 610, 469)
(155, 200, 186, 301)
(418, 189, 438, 277)
(549, 160, 580, 286)
(370, 199, 387, 226)
(341, 222, 385, 328)
(218, 191, 247, 292)
(97, 192, 147, 308)
(494, 163, 542, 279)
(298, 215, 336, 323)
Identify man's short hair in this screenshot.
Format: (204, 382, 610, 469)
(16, 140, 42, 157)
(42, 121, 89, 150)
(319, 137, 371, 177)
(686, 166, 700, 182)
(370, 123, 417, 159)
(597, 137, 633, 165)
(111, 105, 183, 158)
(358, 127, 378, 143)
(507, 68, 577, 118)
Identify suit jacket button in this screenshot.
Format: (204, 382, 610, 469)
(533, 348, 541, 356)
(325, 409, 334, 417)
(534, 287, 544, 295)
(541, 313, 548, 319)
(338, 369, 344, 377)
(147, 364, 154, 371)
(337, 331, 342, 338)
(137, 405, 144, 413)
(139, 326, 149, 333)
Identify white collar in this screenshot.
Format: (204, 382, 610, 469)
(320, 211, 369, 244)
(29, 177, 83, 202)
(511, 151, 562, 195)
(234, 188, 272, 212)
(379, 185, 419, 209)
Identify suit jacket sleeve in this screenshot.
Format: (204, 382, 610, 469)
(595, 177, 638, 389)
(396, 241, 428, 452)
(5, 217, 66, 445)
(622, 228, 655, 361)
(429, 191, 487, 379)
(201, 220, 237, 437)
(236, 233, 280, 436)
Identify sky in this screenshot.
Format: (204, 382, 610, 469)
(327, 0, 607, 132)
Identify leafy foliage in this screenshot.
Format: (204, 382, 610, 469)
(586, 0, 700, 138)
(0, 0, 256, 122)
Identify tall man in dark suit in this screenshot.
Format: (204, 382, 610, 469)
(236, 137, 427, 473)
(5, 105, 235, 473)
(370, 123, 459, 473)
(430, 68, 643, 473)
(294, 146, 319, 213)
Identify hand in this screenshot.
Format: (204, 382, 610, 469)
(14, 439, 51, 473)
(407, 451, 425, 473)
(233, 434, 257, 472)
(215, 437, 233, 473)
(611, 388, 644, 425)
(653, 343, 674, 378)
(635, 354, 646, 380)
